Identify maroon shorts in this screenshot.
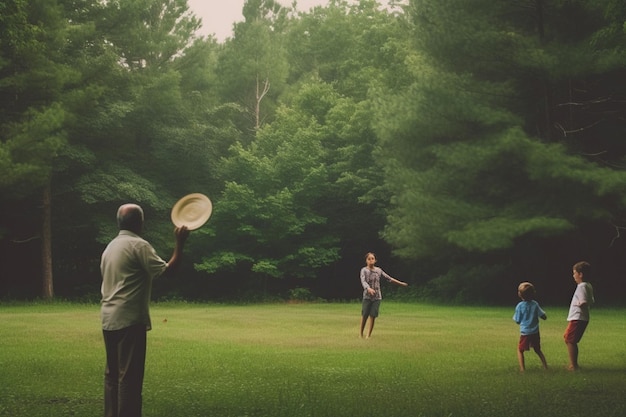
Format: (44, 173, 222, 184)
(564, 320, 588, 344)
(518, 332, 541, 352)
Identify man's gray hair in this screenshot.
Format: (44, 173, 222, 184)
(117, 204, 144, 231)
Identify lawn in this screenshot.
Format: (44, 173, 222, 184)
(0, 302, 625, 417)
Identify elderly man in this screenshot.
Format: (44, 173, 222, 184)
(100, 203, 189, 417)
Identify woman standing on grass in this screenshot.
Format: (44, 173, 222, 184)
(359, 252, 408, 338)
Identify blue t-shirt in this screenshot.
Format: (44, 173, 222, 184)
(513, 300, 546, 335)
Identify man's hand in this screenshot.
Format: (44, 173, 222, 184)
(175, 225, 190, 245)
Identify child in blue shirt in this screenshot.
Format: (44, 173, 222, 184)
(513, 282, 548, 372)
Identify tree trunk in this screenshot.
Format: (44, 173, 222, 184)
(255, 74, 270, 130)
(41, 181, 54, 299)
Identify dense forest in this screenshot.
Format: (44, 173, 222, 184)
(1, 0, 625, 305)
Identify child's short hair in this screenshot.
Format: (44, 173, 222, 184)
(573, 261, 591, 277)
(518, 282, 536, 301)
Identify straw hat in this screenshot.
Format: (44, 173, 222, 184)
(170, 193, 212, 230)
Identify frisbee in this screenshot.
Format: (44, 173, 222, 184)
(170, 193, 212, 230)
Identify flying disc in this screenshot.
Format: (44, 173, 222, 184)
(170, 193, 212, 230)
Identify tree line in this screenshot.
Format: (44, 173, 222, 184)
(1, 0, 625, 305)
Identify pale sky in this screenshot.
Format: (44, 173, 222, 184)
(187, 0, 332, 42)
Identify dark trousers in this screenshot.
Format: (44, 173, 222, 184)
(103, 325, 147, 417)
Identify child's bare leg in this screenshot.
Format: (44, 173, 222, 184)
(535, 348, 548, 369)
(517, 350, 525, 372)
(367, 317, 376, 338)
(566, 342, 579, 370)
(359, 316, 367, 338)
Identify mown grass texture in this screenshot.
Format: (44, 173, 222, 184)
(0, 302, 625, 417)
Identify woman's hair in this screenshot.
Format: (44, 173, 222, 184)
(364, 252, 376, 261)
(517, 282, 536, 301)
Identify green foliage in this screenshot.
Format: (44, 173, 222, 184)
(288, 286, 315, 301)
(76, 165, 163, 206)
(195, 251, 253, 274)
(215, 0, 290, 131)
(374, 0, 626, 278)
(194, 69, 399, 288)
(416, 263, 510, 304)
(3, 0, 626, 303)
(0, 104, 66, 195)
(99, 0, 200, 70)
(0, 0, 226, 299)
(196, 113, 340, 280)
(0, 0, 73, 199)
(286, 0, 409, 99)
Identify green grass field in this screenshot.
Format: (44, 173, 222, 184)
(0, 302, 625, 417)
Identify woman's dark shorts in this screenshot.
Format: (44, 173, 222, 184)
(362, 299, 381, 318)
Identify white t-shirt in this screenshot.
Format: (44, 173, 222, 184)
(567, 282, 594, 322)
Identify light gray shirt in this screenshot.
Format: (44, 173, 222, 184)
(360, 266, 392, 300)
(100, 230, 168, 331)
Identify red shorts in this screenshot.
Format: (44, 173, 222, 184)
(564, 320, 588, 344)
(518, 332, 541, 352)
